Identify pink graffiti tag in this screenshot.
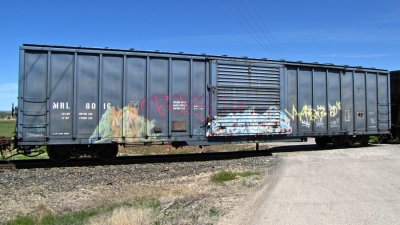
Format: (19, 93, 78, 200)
(136, 94, 207, 122)
(152, 95, 169, 117)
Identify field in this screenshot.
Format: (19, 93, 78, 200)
(0, 120, 15, 137)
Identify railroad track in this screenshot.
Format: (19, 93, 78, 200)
(0, 149, 274, 170)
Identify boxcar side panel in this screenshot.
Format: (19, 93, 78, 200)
(191, 61, 207, 136)
(76, 54, 99, 138)
(354, 72, 366, 132)
(312, 69, 328, 133)
(170, 59, 190, 135)
(286, 68, 298, 134)
(366, 73, 378, 130)
(378, 74, 390, 131)
(297, 68, 313, 133)
(98, 55, 124, 140)
(49, 53, 74, 138)
(125, 57, 147, 139)
(341, 71, 354, 132)
(22, 51, 48, 140)
(148, 58, 169, 139)
(327, 70, 341, 131)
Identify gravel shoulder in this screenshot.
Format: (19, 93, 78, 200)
(0, 144, 276, 224)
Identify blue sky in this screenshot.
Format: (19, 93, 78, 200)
(0, 0, 399, 110)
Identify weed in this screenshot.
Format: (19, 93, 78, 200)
(190, 214, 199, 224)
(369, 136, 379, 144)
(211, 171, 236, 184)
(208, 206, 220, 217)
(211, 170, 260, 184)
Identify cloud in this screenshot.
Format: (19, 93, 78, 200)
(0, 83, 18, 111)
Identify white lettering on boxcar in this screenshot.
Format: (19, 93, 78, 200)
(85, 103, 96, 110)
(52, 102, 70, 109)
(173, 100, 187, 110)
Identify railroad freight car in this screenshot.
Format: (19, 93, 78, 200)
(389, 71, 400, 141)
(16, 44, 391, 161)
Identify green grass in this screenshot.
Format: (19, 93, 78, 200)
(208, 206, 220, 217)
(369, 136, 380, 144)
(6, 210, 98, 225)
(210, 170, 260, 184)
(7, 153, 49, 160)
(0, 120, 15, 137)
(5, 197, 160, 225)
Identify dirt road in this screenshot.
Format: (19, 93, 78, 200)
(219, 143, 400, 225)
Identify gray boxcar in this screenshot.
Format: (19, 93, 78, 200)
(390, 71, 400, 140)
(17, 44, 391, 160)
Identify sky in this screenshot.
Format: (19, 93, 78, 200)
(0, 0, 399, 110)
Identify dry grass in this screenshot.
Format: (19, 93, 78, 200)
(34, 203, 55, 222)
(118, 143, 258, 156)
(89, 207, 152, 225)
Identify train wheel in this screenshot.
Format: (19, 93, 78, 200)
(345, 135, 369, 147)
(315, 137, 329, 147)
(359, 136, 369, 147)
(332, 136, 349, 148)
(95, 144, 118, 161)
(47, 145, 71, 162)
(378, 135, 388, 144)
(344, 136, 356, 147)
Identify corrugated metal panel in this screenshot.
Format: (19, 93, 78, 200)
(284, 67, 390, 136)
(216, 63, 280, 116)
(18, 46, 209, 145)
(209, 61, 291, 136)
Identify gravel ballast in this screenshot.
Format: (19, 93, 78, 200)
(0, 152, 276, 224)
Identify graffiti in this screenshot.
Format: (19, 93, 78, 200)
(329, 101, 341, 117)
(193, 128, 206, 136)
(151, 95, 169, 117)
(344, 109, 351, 122)
(89, 94, 207, 143)
(368, 112, 377, 129)
(89, 105, 157, 143)
(285, 102, 342, 128)
(138, 94, 206, 122)
(330, 118, 340, 128)
(285, 105, 326, 128)
(207, 107, 292, 136)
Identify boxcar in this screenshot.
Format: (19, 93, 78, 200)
(390, 71, 400, 140)
(16, 44, 391, 161)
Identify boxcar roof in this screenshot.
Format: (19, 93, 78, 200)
(21, 44, 388, 73)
